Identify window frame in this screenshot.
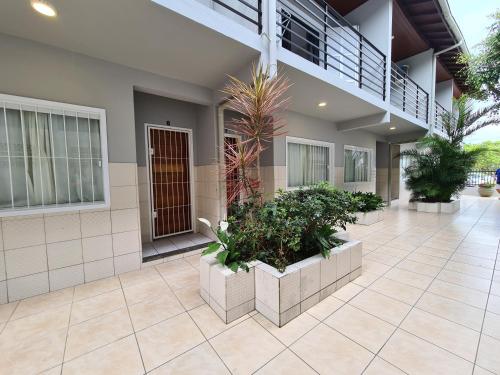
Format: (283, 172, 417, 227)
(285, 136, 335, 190)
(343, 145, 373, 184)
(0, 93, 110, 217)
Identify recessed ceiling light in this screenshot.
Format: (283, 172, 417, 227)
(389, 126, 396, 130)
(31, 1, 57, 17)
(318, 102, 327, 107)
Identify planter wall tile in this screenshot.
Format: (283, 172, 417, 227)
(416, 202, 440, 213)
(408, 201, 418, 210)
(440, 200, 460, 213)
(255, 240, 362, 327)
(355, 210, 383, 225)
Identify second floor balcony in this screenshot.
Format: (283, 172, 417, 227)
(390, 63, 429, 124)
(434, 101, 450, 135)
(276, 0, 387, 101)
(197, 0, 263, 33)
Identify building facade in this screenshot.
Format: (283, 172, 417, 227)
(0, 0, 467, 303)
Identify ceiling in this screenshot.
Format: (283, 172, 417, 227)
(0, 0, 260, 89)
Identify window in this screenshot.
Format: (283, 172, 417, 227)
(286, 137, 334, 188)
(0, 94, 109, 216)
(344, 146, 372, 183)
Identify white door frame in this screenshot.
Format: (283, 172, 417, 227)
(144, 123, 195, 240)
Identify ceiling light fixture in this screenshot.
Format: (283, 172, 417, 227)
(31, 0, 57, 17)
(389, 126, 396, 130)
(318, 102, 327, 107)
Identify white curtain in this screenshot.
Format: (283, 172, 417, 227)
(345, 149, 369, 183)
(288, 142, 329, 188)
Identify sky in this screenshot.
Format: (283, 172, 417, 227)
(448, 0, 499, 144)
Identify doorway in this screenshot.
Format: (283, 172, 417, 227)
(146, 125, 194, 239)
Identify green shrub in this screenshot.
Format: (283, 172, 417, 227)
(351, 192, 384, 212)
(201, 182, 357, 272)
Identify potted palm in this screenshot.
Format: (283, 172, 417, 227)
(478, 182, 495, 197)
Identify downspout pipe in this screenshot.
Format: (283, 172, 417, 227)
(430, 40, 462, 134)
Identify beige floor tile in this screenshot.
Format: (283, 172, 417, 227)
(253, 311, 318, 346)
(428, 279, 488, 309)
(451, 254, 495, 269)
(351, 271, 381, 287)
(173, 284, 205, 310)
(255, 349, 316, 375)
(362, 259, 392, 276)
(0, 301, 18, 323)
(62, 335, 144, 375)
(1, 304, 70, 341)
(384, 268, 433, 289)
(476, 334, 500, 374)
(65, 308, 133, 361)
(210, 317, 285, 374)
(306, 296, 344, 321)
(400, 308, 480, 361)
(155, 259, 194, 277)
(407, 252, 447, 267)
(73, 277, 121, 301)
(380, 329, 473, 375)
(162, 268, 199, 291)
(437, 269, 492, 293)
(149, 342, 229, 375)
(369, 277, 424, 305)
(129, 292, 184, 331)
(136, 312, 205, 371)
(396, 259, 442, 278)
(416, 292, 484, 331)
(364, 252, 400, 267)
(483, 312, 500, 340)
(122, 278, 171, 306)
(184, 254, 201, 268)
(445, 261, 493, 280)
(189, 303, 249, 339)
(349, 289, 412, 326)
(40, 365, 63, 375)
(290, 323, 373, 375)
(363, 357, 405, 375)
(487, 295, 500, 314)
(119, 267, 163, 288)
(0, 328, 66, 374)
(11, 288, 73, 320)
(70, 289, 126, 325)
(413, 246, 454, 259)
(473, 365, 496, 375)
(325, 304, 396, 353)
(332, 282, 364, 302)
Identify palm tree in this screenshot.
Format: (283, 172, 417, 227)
(441, 95, 500, 146)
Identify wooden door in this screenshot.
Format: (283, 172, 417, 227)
(148, 126, 192, 238)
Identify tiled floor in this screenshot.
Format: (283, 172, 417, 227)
(0, 196, 498, 374)
(142, 232, 213, 261)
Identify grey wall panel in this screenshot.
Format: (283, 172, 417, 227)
(0, 33, 213, 163)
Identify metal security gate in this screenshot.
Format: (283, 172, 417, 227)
(147, 125, 193, 239)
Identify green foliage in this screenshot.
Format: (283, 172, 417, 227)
(351, 192, 384, 212)
(203, 182, 357, 273)
(441, 96, 500, 146)
(463, 141, 500, 170)
(459, 11, 500, 101)
(402, 136, 481, 203)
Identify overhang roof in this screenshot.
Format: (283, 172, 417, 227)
(396, 0, 469, 92)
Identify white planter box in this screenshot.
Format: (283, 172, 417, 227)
(416, 201, 441, 213)
(255, 240, 362, 327)
(440, 199, 460, 213)
(415, 199, 460, 214)
(200, 254, 259, 323)
(355, 210, 383, 225)
(408, 201, 418, 210)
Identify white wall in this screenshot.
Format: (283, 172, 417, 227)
(396, 49, 434, 95)
(436, 80, 453, 112)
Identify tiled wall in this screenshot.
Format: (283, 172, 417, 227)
(0, 163, 142, 303)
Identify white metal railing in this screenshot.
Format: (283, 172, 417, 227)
(390, 63, 429, 122)
(434, 101, 449, 134)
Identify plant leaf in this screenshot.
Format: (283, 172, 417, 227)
(202, 242, 221, 255)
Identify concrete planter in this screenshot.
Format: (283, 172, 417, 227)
(415, 199, 460, 214)
(255, 240, 362, 327)
(200, 254, 259, 323)
(440, 199, 460, 213)
(355, 210, 383, 225)
(478, 186, 494, 197)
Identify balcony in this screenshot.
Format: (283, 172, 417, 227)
(276, 0, 387, 101)
(390, 63, 429, 124)
(198, 0, 263, 33)
(434, 101, 449, 135)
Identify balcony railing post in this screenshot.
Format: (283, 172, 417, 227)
(403, 74, 407, 112)
(258, 0, 263, 34)
(416, 88, 419, 119)
(359, 38, 363, 89)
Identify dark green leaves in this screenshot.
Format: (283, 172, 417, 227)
(202, 242, 221, 256)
